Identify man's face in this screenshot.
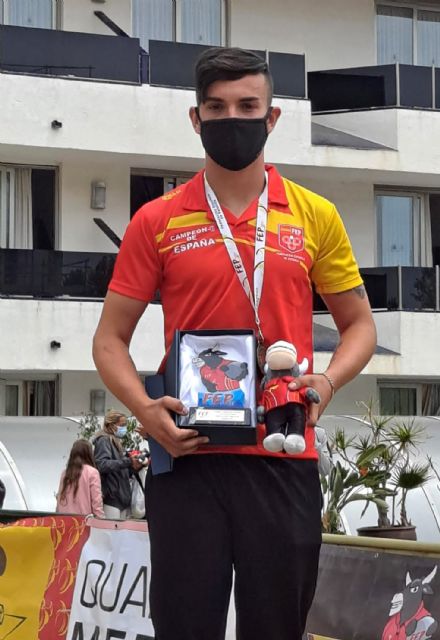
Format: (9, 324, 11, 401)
(190, 73, 280, 133)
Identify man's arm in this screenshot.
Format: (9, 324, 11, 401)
(290, 284, 377, 422)
(92, 291, 209, 457)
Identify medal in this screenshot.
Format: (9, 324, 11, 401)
(256, 340, 267, 374)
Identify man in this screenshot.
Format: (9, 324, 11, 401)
(93, 47, 376, 640)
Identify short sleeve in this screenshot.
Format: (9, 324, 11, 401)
(109, 206, 161, 302)
(311, 205, 363, 295)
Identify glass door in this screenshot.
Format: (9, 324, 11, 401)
(377, 193, 421, 266)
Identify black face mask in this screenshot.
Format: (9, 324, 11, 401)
(196, 108, 272, 172)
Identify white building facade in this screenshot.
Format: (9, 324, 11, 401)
(1, 0, 440, 417)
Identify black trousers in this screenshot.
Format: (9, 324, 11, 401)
(145, 455, 322, 640)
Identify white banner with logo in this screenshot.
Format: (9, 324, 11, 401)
(66, 518, 154, 640)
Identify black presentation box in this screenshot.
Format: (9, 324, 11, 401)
(147, 329, 258, 447)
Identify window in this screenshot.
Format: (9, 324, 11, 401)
(380, 382, 440, 415)
(130, 171, 190, 218)
(0, 166, 56, 250)
(132, 0, 225, 51)
(5, 384, 20, 416)
(377, 4, 440, 66)
(379, 385, 418, 415)
(1, 379, 57, 416)
(0, 0, 56, 29)
(376, 190, 440, 267)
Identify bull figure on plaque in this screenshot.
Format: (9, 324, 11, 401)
(257, 341, 320, 455)
(192, 345, 249, 408)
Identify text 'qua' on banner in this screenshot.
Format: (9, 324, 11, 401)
(66, 518, 154, 640)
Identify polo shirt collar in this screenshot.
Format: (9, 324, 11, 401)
(181, 164, 289, 213)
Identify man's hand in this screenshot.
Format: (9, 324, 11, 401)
(287, 375, 334, 425)
(135, 396, 210, 457)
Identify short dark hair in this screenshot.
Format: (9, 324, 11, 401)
(194, 47, 273, 106)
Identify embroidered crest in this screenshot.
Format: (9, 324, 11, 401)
(278, 224, 304, 254)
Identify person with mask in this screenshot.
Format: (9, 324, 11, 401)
(93, 410, 142, 519)
(92, 47, 376, 639)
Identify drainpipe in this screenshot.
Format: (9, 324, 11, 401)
(398, 265, 403, 311)
(436, 264, 439, 312)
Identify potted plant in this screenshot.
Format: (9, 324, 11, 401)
(321, 458, 388, 534)
(321, 403, 433, 540)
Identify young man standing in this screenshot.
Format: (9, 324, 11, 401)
(93, 47, 376, 639)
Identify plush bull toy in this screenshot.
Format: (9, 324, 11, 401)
(257, 341, 320, 455)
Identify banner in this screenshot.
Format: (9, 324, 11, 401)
(66, 518, 154, 640)
(305, 540, 440, 640)
(0, 515, 89, 640)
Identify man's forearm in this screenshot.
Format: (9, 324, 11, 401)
(92, 334, 152, 416)
(324, 319, 377, 392)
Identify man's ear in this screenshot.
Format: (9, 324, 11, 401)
(267, 106, 281, 134)
(189, 106, 201, 134)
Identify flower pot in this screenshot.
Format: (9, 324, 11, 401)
(357, 525, 417, 541)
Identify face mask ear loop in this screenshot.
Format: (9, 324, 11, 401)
(194, 106, 202, 123)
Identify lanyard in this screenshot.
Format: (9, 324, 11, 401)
(204, 171, 269, 343)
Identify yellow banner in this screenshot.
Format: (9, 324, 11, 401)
(0, 526, 54, 640)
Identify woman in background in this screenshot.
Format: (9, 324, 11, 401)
(94, 410, 142, 519)
(56, 439, 104, 517)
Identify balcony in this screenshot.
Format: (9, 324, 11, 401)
(0, 26, 306, 100)
(314, 266, 440, 312)
(0, 25, 145, 83)
(0, 249, 116, 298)
(147, 40, 306, 99)
(308, 63, 440, 113)
(1, 249, 439, 312)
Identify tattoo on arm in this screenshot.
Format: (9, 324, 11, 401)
(336, 285, 366, 299)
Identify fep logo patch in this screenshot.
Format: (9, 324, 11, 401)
(278, 224, 304, 254)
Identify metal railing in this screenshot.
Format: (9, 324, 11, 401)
(313, 266, 440, 312)
(309, 63, 440, 112)
(1, 250, 440, 311)
(0, 249, 116, 298)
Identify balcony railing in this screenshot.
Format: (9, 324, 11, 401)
(0, 249, 116, 298)
(308, 63, 440, 112)
(314, 266, 440, 312)
(147, 40, 306, 98)
(0, 25, 305, 97)
(1, 250, 440, 310)
(0, 25, 143, 83)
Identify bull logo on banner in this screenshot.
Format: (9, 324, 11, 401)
(382, 566, 438, 640)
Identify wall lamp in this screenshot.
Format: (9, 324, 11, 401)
(50, 340, 61, 349)
(51, 120, 63, 129)
(91, 181, 106, 209)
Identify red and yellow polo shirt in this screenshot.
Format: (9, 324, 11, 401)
(109, 164, 362, 459)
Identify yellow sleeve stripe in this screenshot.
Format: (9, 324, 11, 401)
(315, 275, 364, 295)
(155, 211, 212, 243)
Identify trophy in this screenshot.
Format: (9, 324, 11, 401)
(169, 330, 257, 445)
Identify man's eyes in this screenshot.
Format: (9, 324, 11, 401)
(206, 103, 258, 114)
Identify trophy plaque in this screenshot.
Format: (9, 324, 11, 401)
(165, 329, 257, 445)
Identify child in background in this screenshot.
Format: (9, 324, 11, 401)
(56, 439, 104, 517)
